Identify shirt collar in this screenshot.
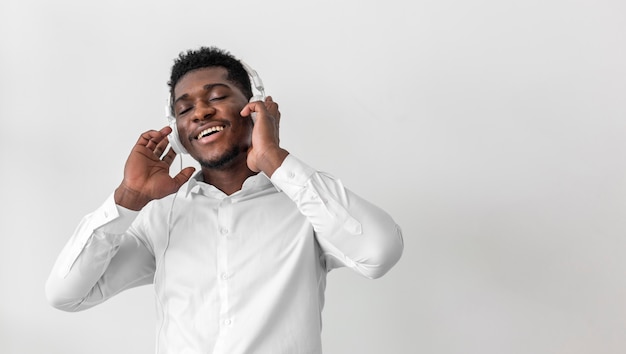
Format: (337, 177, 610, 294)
(184, 171, 277, 199)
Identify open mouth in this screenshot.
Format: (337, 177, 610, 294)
(196, 126, 225, 140)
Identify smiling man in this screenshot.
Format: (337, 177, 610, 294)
(46, 47, 404, 354)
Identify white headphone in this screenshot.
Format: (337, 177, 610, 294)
(165, 61, 266, 155)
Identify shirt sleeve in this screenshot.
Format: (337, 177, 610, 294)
(45, 194, 156, 312)
(270, 154, 404, 279)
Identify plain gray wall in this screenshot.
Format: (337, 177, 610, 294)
(1, 0, 625, 353)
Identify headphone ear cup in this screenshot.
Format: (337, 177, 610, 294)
(249, 95, 264, 103)
(167, 116, 188, 155)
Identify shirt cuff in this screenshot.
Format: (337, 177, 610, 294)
(270, 154, 316, 197)
(101, 195, 141, 233)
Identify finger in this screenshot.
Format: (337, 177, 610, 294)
(159, 125, 173, 135)
(240, 100, 268, 116)
(137, 126, 172, 150)
(154, 136, 170, 157)
(240, 102, 254, 116)
(137, 130, 159, 146)
(138, 126, 171, 143)
(264, 96, 278, 110)
(172, 167, 196, 187)
(161, 147, 177, 166)
(265, 96, 278, 108)
(145, 139, 158, 152)
(264, 97, 280, 119)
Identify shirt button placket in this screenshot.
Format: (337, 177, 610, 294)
(216, 198, 233, 336)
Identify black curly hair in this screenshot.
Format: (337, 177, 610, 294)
(168, 46, 253, 107)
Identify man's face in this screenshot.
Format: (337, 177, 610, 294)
(172, 67, 252, 169)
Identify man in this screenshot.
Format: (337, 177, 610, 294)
(46, 46, 404, 354)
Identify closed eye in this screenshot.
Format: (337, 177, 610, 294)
(178, 106, 192, 115)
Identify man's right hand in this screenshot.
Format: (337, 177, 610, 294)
(114, 126, 196, 211)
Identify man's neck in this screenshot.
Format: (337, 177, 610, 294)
(201, 161, 257, 196)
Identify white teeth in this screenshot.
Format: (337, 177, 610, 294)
(197, 126, 224, 139)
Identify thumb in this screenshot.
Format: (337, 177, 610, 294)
(172, 167, 196, 187)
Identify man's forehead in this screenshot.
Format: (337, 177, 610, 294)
(174, 67, 231, 96)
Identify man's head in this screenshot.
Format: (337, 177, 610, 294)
(168, 47, 256, 172)
(168, 47, 253, 110)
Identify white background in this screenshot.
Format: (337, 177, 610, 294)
(1, 0, 625, 353)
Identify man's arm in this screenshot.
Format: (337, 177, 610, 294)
(272, 155, 404, 279)
(242, 99, 403, 279)
(46, 127, 195, 310)
(45, 196, 156, 311)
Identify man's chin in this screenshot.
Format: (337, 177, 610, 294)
(195, 147, 243, 170)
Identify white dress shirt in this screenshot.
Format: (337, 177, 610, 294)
(46, 154, 403, 354)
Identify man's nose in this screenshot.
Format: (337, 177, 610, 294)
(192, 101, 216, 122)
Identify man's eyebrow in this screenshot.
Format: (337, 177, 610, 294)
(174, 83, 231, 104)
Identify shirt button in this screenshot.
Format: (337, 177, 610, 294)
(224, 319, 231, 325)
(220, 227, 229, 235)
(221, 273, 228, 280)
(288, 171, 295, 178)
